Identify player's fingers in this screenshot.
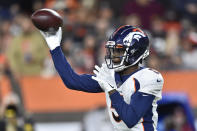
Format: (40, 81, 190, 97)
(92, 76, 105, 83)
(101, 63, 110, 72)
(103, 65, 112, 73)
(92, 76, 101, 82)
(103, 66, 108, 72)
(93, 65, 98, 72)
(95, 65, 102, 72)
(101, 64, 108, 73)
(97, 69, 106, 76)
(102, 65, 114, 76)
(102, 63, 107, 69)
(96, 65, 108, 76)
(91, 76, 96, 80)
(93, 70, 99, 76)
(93, 72, 104, 80)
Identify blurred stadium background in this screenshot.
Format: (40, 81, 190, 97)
(0, 0, 197, 131)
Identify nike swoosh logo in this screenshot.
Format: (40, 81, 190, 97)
(108, 83, 114, 88)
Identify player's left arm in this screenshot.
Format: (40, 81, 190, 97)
(110, 91, 155, 128)
(110, 74, 164, 128)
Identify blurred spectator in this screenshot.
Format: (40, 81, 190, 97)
(180, 31, 197, 70)
(6, 14, 48, 77)
(0, 104, 23, 131)
(32, 1, 44, 11)
(184, 2, 197, 23)
(40, 54, 57, 78)
(123, 0, 164, 29)
(0, 92, 35, 131)
(81, 0, 96, 9)
(149, 16, 166, 56)
(95, 18, 112, 41)
(96, 41, 106, 67)
(0, 92, 23, 131)
(98, 5, 114, 22)
(146, 54, 162, 71)
(125, 14, 142, 28)
(70, 34, 97, 73)
(164, 107, 193, 131)
(0, 20, 13, 54)
(0, 92, 20, 115)
(82, 106, 113, 131)
(81, 34, 97, 72)
(0, 55, 6, 79)
(45, 0, 80, 10)
(23, 113, 35, 131)
(163, 0, 197, 24)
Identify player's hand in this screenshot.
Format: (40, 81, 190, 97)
(92, 64, 117, 92)
(40, 27, 62, 50)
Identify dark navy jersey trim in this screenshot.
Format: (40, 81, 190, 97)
(110, 91, 155, 128)
(115, 67, 145, 85)
(133, 78, 140, 91)
(143, 104, 154, 131)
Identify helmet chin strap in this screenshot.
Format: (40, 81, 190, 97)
(114, 61, 138, 72)
(114, 66, 125, 72)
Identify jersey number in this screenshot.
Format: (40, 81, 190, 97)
(112, 112, 121, 122)
(111, 103, 122, 122)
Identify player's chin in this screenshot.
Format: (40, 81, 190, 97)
(112, 59, 121, 65)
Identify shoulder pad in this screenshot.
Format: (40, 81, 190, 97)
(137, 68, 164, 99)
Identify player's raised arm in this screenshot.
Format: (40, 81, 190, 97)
(31, 9, 102, 93)
(41, 28, 102, 93)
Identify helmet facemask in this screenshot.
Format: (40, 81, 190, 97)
(105, 41, 130, 72)
(105, 41, 150, 72)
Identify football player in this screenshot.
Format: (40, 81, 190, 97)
(40, 25, 164, 131)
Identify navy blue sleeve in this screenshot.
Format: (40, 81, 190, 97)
(50, 46, 103, 93)
(110, 91, 155, 128)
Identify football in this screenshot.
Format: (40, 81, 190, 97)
(31, 8, 63, 32)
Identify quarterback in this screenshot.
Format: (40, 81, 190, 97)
(40, 25, 164, 131)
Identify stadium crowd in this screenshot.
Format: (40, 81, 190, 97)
(0, 0, 197, 131)
(0, 0, 197, 77)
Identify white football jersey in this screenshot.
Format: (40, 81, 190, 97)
(105, 68, 164, 131)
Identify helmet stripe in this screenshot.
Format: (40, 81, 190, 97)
(113, 25, 128, 36)
(133, 28, 146, 35)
